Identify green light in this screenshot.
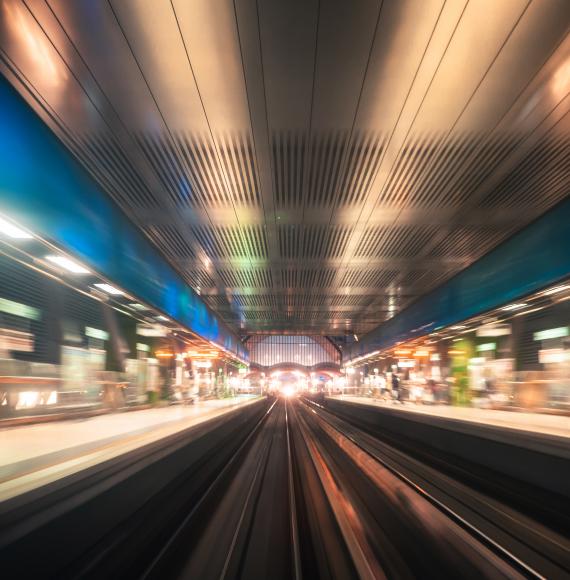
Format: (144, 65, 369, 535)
(85, 326, 109, 341)
(476, 342, 496, 352)
(0, 297, 41, 320)
(137, 343, 150, 352)
(533, 327, 569, 341)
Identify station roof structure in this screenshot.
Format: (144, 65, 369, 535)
(0, 0, 568, 340)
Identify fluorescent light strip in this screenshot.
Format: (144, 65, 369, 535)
(541, 285, 570, 296)
(514, 307, 544, 317)
(45, 255, 90, 274)
(501, 303, 527, 311)
(94, 283, 124, 295)
(0, 216, 33, 239)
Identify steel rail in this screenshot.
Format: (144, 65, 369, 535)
(140, 399, 278, 579)
(285, 400, 303, 580)
(302, 397, 553, 579)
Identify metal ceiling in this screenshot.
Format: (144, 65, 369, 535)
(0, 0, 568, 338)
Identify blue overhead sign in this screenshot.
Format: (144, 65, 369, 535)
(349, 195, 570, 360)
(0, 75, 247, 361)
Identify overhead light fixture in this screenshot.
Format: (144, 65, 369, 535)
(156, 315, 169, 322)
(129, 303, 147, 311)
(45, 255, 90, 274)
(156, 350, 174, 358)
(514, 307, 544, 317)
(541, 285, 570, 296)
(394, 349, 412, 356)
(501, 303, 527, 311)
(476, 324, 511, 337)
(450, 325, 466, 330)
(94, 283, 124, 295)
(353, 333, 359, 341)
(0, 216, 33, 239)
(533, 327, 569, 341)
(477, 342, 496, 352)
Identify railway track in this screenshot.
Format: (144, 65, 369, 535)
(136, 397, 569, 579)
(1, 397, 568, 579)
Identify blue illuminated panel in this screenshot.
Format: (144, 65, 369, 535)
(350, 197, 570, 360)
(0, 76, 247, 360)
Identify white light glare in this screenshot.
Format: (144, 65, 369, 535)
(542, 285, 570, 296)
(45, 255, 90, 274)
(94, 283, 124, 295)
(450, 325, 466, 330)
(156, 315, 169, 322)
(0, 216, 33, 239)
(501, 303, 527, 311)
(282, 385, 295, 398)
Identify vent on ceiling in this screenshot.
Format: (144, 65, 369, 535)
(143, 225, 196, 259)
(340, 269, 398, 288)
(217, 269, 274, 289)
(428, 227, 513, 259)
(479, 132, 569, 211)
(182, 269, 215, 290)
(378, 133, 520, 208)
(279, 225, 350, 260)
(78, 134, 159, 209)
(230, 295, 280, 308)
(284, 295, 328, 308)
(280, 269, 337, 288)
(272, 131, 385, 208)
(203, 295, 230, 307)
(178, 132, 261, 207)
(356, 226, 437, 258)
(137, 133, 194, 206)
(328, 295, 374, 307)
(193, 226, 268, 260)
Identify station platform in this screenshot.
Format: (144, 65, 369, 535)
(329, 396, 570, 439)
(0, 396, 260, 502)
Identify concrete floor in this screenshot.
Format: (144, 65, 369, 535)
(331, 395, 570, 438)
(0, 396, 260, 501)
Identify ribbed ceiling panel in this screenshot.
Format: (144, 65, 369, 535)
(3, 1, 567, 335)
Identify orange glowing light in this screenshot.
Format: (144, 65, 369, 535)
(184, 350, 219, 359)
(156, 351, 174, 358)
(414, 350, 429, 357)
(394, 349, 412, 356)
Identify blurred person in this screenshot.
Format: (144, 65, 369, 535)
(379, 372, 387, 399)
(392, 372, 402, 403)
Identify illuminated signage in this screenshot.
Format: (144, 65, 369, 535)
(194, 360, 213, 368)
(0, 298, 40, 320)
(136, 343, 150, 352)
(156, 350, 174, 358)
(539, 349, 567, 364)
(476, 342, 496, 352)
(397, 360, 415, 368)
(533, 327, 569, 341)
(137, 324, 168, 337)
(0, 328, 33, 352)
(476, 324, 511, 337)
(85, 327, 109, 341)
